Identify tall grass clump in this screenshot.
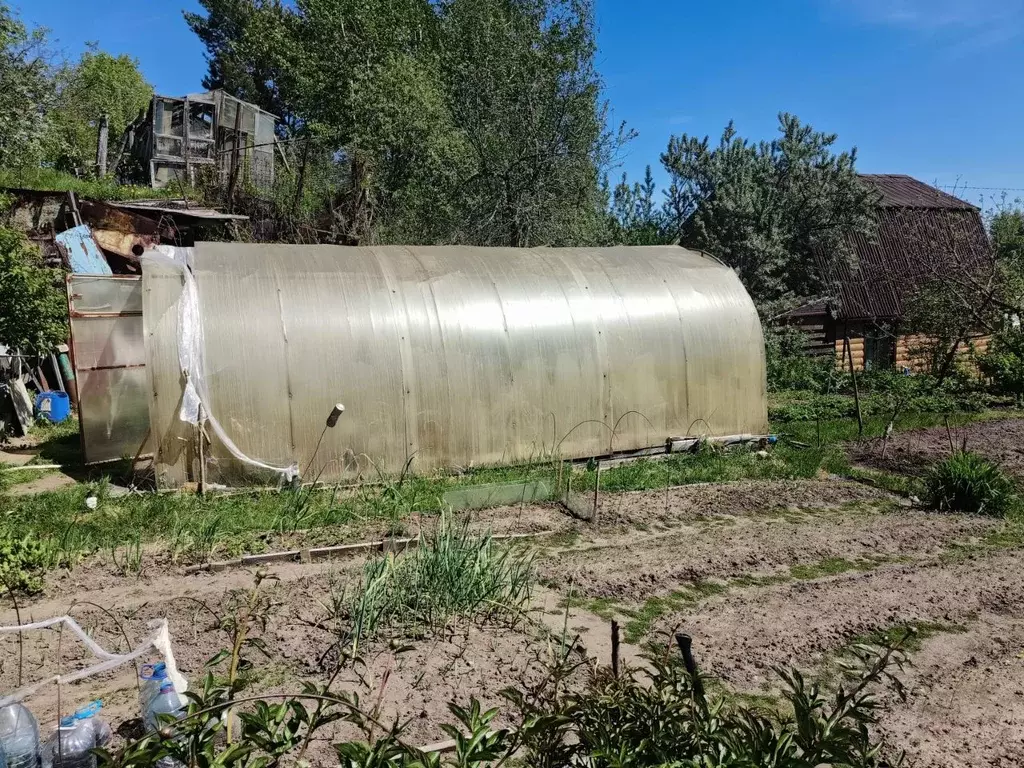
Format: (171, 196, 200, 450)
(344, 511, 533, 648)
(924, 451, 1017, 516)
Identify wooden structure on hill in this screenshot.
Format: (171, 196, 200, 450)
(120, 90, 278, 191)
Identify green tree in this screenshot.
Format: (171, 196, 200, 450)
(606, 165, 667, 245)
(437, 0, 617, 247)
(184, 0, 298, 131)
(45, 49, 152, 174)
(0, 227, 67, 353)
(0, 4, 55, 170)
(661, 114, 875, 305)
(184, 0, 618, 247)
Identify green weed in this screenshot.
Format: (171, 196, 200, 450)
(924, 451, 1018, 516)
(0, 531, 54, 594)
(620, 582, 727, 643)
(110, 532, 143, 578)
(341, 511, 534, 650)
(852, 620, 968, 653)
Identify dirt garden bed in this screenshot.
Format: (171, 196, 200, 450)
(849, 417, 1024, 478)
(3, 434, 1024, 766)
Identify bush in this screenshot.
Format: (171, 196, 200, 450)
(0, 226, 67, 353)
(978, 328, 1024, 398)
(764, 324, 836, 392)
(924, 451, 1017, 516)
(0, 531, 53, 594)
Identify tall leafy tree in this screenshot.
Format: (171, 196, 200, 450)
(45, 49, 152, 174)
(437, 0, 615, 247)
(184, 0, 617, 247)
(661, 114, 875, 305)
(0, 4, 55, 170)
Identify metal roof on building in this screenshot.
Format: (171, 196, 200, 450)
(814, 175, 991, 321)
(860, 174, 977, 210)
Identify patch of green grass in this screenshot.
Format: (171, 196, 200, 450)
(0, 462, 562, 566)
(543, 529, 581, 549)
(789, 556, 888, 581)
(729, 573, 792, 588)
(774, 408, 1022, 448)
(851, 620, 969, 654)
(621, 582, 728, 643)
(585, 596, 621, 621)
(940, 514, 1024, 562)
(0, 167, 180, 201)
(570, 443, 846, 494)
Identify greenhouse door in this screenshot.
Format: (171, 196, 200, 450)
(67, 275, 151, 464)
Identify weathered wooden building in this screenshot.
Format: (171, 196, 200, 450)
(787, 174, 992, 372)
(122, 90, 278, 191)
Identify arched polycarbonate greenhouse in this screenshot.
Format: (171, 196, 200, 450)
(140, 243, 767, 488)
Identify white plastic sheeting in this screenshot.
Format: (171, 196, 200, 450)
(0, 617, 185, 708)
(146, 247, 298, 483)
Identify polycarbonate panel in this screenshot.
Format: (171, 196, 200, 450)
(70, 316, 145, 370)
(144, 244, 768, 487)
(77, 367, 150, 464)
(69, 277, 143, 315)
(143, 260, 193, 486)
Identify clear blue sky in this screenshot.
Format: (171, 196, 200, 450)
(16, 0, 1024, 205)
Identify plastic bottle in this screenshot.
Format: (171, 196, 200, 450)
(144, 683, 184, 733)
(71, 702, 111, 751)
(139, 662, 170, 714)
(0, 703, 40, 768)
(145, 684, 186, 768)
(41, 716, 95, 768)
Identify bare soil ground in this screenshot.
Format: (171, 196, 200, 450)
(850, 416, 1024, 477)
(2, 475, 1023, 766)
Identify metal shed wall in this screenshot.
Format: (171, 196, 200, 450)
(144, 244, 767, 487)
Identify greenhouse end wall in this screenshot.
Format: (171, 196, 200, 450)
(143, 244, 768, 488)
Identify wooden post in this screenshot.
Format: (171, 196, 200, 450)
(592, 460, 602, 523)
(611, 620, 620, 678)
(95, 114, 109, 178)
(198, 404, 206, 496)
(227, 100, 243, 211)
(844, 335, 864, 438)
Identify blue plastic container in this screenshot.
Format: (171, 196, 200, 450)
(35, 391, 71, 423)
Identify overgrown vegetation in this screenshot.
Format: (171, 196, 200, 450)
(924, 451, 1018, 517)
(0, 225, 67, 353)
(0, 530, 53, 594)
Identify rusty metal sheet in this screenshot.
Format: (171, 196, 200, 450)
(144, 244, 768, 488)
